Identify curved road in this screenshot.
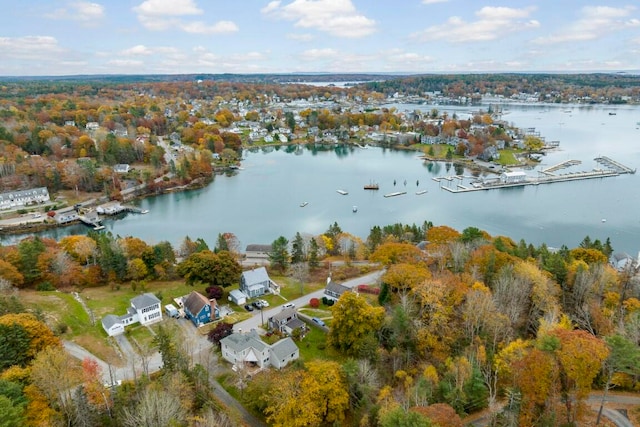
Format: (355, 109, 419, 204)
(233, 269, 385, 333)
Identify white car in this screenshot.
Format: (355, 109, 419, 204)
(257, 299, 269, 307)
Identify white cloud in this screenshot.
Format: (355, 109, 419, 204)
(262, 0, 376, 38)
(133, 0, 238, 34)
(533, 6, 640, 44)
(412, 6, 539, 43)
(46, 1, 105, 23)
(121, 45, 153, 56)
(181, 20, 238, 34)
(297, 48, 338, 61)
(0, 36, 65, 60)
(133, 0, 202, 17)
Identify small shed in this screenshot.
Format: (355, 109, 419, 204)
(228, 289, 247, 305)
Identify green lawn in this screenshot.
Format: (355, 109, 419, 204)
(497, 149, 521, 165)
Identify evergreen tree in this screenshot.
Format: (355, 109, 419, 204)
(269, 236, 290, 273)
(214, 233, 229, 253)
(308, 238, 320, 269)
(291, 232, 306, 264)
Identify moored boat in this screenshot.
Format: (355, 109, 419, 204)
(300, 202, 308, 207)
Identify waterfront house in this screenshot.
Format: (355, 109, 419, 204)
(220, 330, 299, 370)
(240, 266, 272, 298)
(268, 308, 306, 335)
(101, 292, 162, 336)
(0, 187, 50, 210)
(500, 171, 527, 184)
(183, 291, 218, 327)
(609, 252, 637, 271)
(324, 279, 351, 302)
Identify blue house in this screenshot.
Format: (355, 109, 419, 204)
(183, 291, 218, 327)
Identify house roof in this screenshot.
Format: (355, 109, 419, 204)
(325, 280, 350, 295)
(183, 291, 211, 315)
(242, 267, 270, 285)
(101, 314, 121, 330)
(245, 244, 272, 252)
(220, 330, 268, 353)
(285, 318, 305, 331)
(131, 293, 161, 310)
(611, 252, 632, 262)
(271, 337, 298, 360)
(229, 289, 247, 299)
(270, 308, 297, 322)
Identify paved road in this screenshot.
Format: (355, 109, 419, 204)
(233, 269, 385, 333)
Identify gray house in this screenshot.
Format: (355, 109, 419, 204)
(220, 330, 299, 369)
(324, 279, 351, 302)
(268, 308, 306, 335)
(240, 267, 272, 298)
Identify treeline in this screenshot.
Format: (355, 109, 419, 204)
(362, 73, 640, 102)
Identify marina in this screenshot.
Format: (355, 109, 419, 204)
(438, 156, 635, 193)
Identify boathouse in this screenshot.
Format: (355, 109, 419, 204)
(500, 171, 527, 184)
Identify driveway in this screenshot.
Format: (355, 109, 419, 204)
(233, 269, 385, 333)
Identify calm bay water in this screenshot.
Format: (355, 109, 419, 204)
(4, 103, 640, 255)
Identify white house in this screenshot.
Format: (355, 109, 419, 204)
(101, 293, 162, 336)
(500, 171, 527, 184)
(609, 252, 637, 271)
(220, 330, 299, 370)
(324, 279, 350, 302)
(0, 187, 50, 210)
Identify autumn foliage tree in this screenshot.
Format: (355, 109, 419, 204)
(328, 292, 384, 357)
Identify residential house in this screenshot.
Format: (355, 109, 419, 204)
(101, 292, 162, 336)
(245, 244, 272, 260)
(324, 279, 351, 302)
(0, 187, 50, 210)
(220, 330, 299, 369)
(609, 252, 637, 271)
(240, 266, 272, 298)
(268, 308, 306, 335)
(183, 291, 218, 327)
(113, 164, 130, 174)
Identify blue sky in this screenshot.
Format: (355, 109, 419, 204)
(1, 0, 639, 76)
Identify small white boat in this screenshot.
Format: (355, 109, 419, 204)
(300, 202, 308, 207)
(415, 190, 428, 195)
(140, 209, 149, 214)
(352, 206, 358, 212)
(93, 225, 105, 231)
(336, 189, 348, 195)
(601, 218, 606, 223)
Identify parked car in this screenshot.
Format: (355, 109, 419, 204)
(311, 317, 326, 327)
(244, 304, 254, 312)
(257, 299, 269, 307)
(252, 301, 262, 309)
(282, 302, 296, 310)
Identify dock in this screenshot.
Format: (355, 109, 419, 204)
(336, 189, 349, 195)
(541, 160, 582, 175)
(78, 212, 103, 230)
(384, 191, 407, 198)
(594, 156, 636, 174)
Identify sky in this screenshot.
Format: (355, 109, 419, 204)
(0, 0, 639, 76)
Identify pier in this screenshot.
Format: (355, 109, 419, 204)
(384, 191, 407, 198)
(594, 156, 636, 174)
(541, 160, 582, 175)
(438, 156, 634, 193)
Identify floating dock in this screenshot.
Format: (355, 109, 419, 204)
(384, 191, 407, 198)
(336, 189, 348, 195)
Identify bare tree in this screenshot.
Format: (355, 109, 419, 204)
(121, 386, 186, 427)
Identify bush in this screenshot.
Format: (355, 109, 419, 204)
(205, 285, 224, 300)
(36, 282, 55, 291)
(309, 298, 320, 308)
